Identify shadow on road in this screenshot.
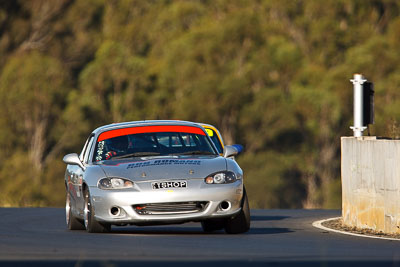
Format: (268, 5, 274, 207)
(1, 260, 394, 267)
(248, 227, 293, 235)
(112, 227, 218, 235)
(250, 215, 290, 221)
(110, 226, 293, 235)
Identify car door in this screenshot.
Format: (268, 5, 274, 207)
(67, 134, 95, 215)
(77, 134, 96, 211)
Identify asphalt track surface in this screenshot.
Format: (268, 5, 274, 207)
(1, 208, 400, 267)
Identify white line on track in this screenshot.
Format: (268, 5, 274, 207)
(312, 217, 400, 242)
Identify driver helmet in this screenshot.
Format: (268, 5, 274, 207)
(108, 135, 129, 152)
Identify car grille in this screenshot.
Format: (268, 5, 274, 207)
(133, 201, 209, 215)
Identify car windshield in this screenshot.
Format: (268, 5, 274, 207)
(93, 125, 217, 161)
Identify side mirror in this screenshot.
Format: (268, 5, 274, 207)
(223, 145, 238, 158)
(232, 144, 243, 154)
(63, 153, 85, 170)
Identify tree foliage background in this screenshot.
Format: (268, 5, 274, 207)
(1, 0, 400, 208)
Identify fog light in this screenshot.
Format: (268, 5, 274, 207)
(110, 206, 121, 216)
(219, 201, 230, 211)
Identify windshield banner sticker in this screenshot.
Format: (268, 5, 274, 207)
(127, 159, 201, 169)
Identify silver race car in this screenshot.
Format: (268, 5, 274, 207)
(63, 120, 250, 234)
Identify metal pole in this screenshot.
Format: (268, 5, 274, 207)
(350, 74, 367, 137)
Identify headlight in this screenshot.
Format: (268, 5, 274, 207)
(205, 171, 237, 184)
(98, 177, 134, 189)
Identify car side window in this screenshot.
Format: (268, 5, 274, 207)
(205, 128, 224, 154)
(79, 137, 91, 162)
(83, 135, 95, 164)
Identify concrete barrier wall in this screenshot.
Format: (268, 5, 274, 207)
(341, 136, 400, 233)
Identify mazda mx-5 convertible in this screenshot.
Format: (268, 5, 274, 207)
(63, 120, 250, 234)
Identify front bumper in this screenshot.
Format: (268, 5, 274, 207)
(89, 179, 243, 225)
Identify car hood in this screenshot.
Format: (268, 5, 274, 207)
(98, 155, 227, 181)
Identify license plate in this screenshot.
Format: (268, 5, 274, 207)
(152, 180, 187, 189)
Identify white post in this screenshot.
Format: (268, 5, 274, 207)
(350, 74, 367, 137)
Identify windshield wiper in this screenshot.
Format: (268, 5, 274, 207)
(113, 152, 161, 159)
(172, 151, 215, 155)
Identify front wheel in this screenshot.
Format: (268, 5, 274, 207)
(84, 189, 111, 233)
(66, 191, 85, 230)
(224, 187, 250, 234)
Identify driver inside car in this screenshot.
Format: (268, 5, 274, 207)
(105, 135, 129, 160)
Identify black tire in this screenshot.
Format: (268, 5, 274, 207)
(201, 219, 225, 232)
(66, 191, 85, 230)
(84, 189, 111, 233)
(224, 187, 250, 234)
